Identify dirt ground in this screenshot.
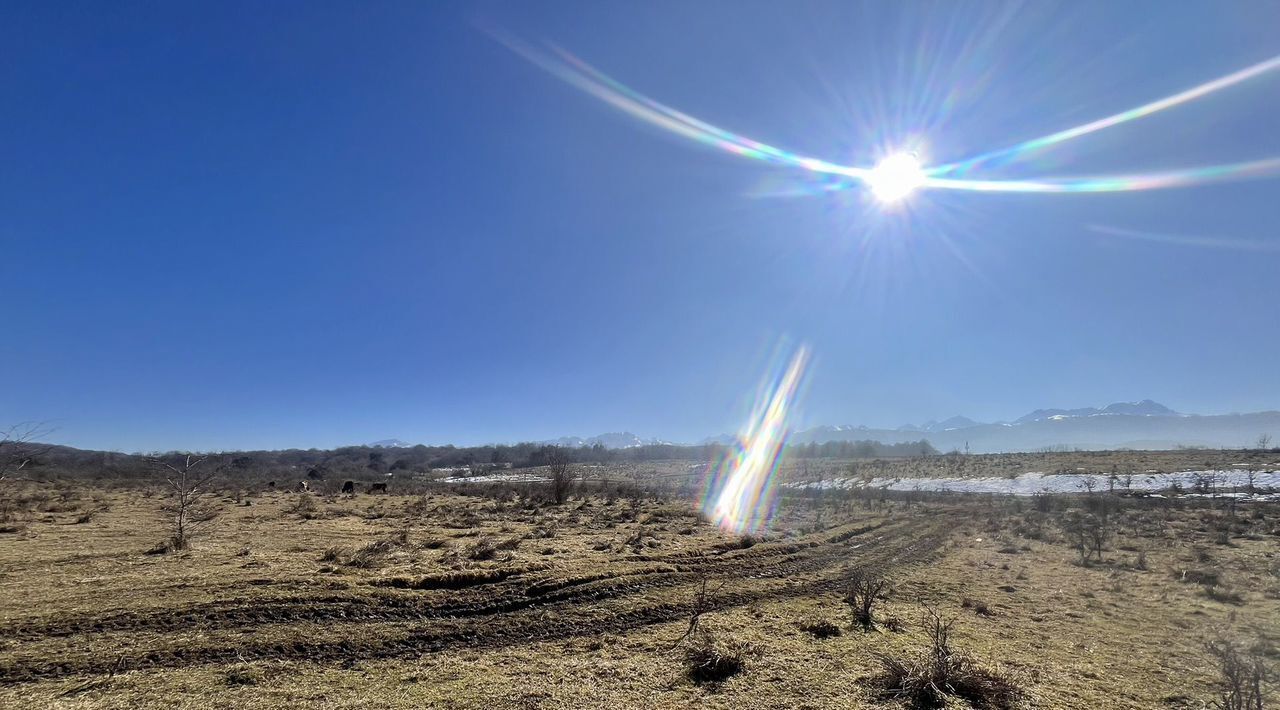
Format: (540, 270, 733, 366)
(0, 472, 1276, 708)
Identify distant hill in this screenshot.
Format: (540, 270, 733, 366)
(792, 401, 1278, 453)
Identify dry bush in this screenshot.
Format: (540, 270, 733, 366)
(1202, 585, 1246, 605)
(961, 597, 995, 617)
(682, 629, 751, 684)
(465, 535, 499, 561)
(1205, 637, 1271, 710)
(798, 617, 842, 639)
(319, 546, 344, 563)
(874, 608, 1022, 709)
(1178, 568, 1221, 586)
(845, 567, 889, 629)
(346, 539, 396, 568)
(223, 666, 260, 686)
(419, 536, 448, 549)
(290, 494, 320, 519)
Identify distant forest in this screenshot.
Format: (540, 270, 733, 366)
(12, 438, 937, 481)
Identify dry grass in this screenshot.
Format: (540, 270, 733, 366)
(0, 470, 1276, 708)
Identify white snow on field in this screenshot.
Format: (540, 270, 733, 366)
(794, 469, 1280, 499)
(439, 472, 551, 484)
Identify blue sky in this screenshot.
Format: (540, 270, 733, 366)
(4, 1, 1280, 452)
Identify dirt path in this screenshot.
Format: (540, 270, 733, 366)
(0, 513, 954, 683)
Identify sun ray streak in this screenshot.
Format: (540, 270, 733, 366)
(495, 33, 1280, 196)
(702, 346, 810, 536)
(931, 54, 1280, 175)
(1088, 224, 1280, 252)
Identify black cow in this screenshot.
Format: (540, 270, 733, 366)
(367, 482, 388, 494)
(341, 480, 355, 495)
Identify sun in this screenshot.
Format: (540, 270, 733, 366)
(866, 152, 926, 203)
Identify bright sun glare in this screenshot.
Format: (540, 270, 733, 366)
(866, 152, 926, 203)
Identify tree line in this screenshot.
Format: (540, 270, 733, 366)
(6, 437, 937, 482)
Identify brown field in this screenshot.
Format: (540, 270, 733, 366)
(1, 458, 1277, 708)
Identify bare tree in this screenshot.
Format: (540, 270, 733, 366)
(0, 422, 53, 481)
(845, 567, 890, 629)
(546, 446, 575, 505)
(1258, 433, 1273, 451)
(145, 454, 222, 551)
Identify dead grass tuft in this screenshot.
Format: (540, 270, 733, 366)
(873, 608, 1022, 709)
(682, 630, 751, 684)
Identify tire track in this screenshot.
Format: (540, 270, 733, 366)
(0, 514, 953, 683)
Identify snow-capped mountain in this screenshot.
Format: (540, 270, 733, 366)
(542, 432, 672, 449)
(789, 400, 1277, 452)
(921, 416, 982, 432)
(1015, 399, 1179, 424)
(368, 438, 414, 448)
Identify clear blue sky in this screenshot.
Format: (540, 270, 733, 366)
(5, 1, 1280, 452)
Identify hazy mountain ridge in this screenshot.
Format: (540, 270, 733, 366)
(1014, 399, 1180, 424)
(541, 432, 671, 449)
(376, 401, 1272, 454)
(793, 401, 1277, 453)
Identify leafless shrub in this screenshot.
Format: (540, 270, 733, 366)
(873, 607, 1023, 709)
(319, 546, 344, 563)
(845, 567, 889, 629)
(1205, 636, 1271, 710)
(673, 573, 726, 646)
(1061, 509, 1110, 565)
(290, 494, 319, 519)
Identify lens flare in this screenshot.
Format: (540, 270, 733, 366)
(496, 35, 1280, 197)
(931, 54, 1280, 175)
(701, 346, 809, 536)
(868, 153, 926, 203)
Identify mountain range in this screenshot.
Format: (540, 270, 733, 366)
(551, 401, 1277, 453)
(366, 401, 1277, 453)
(788, 400, 1278, 453)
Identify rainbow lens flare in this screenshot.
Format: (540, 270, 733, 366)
(701, 346, 810, 536)
(496, 33, 1280, 198)
(930, 54, 1280, 176)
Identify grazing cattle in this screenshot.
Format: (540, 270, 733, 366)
(367, 482, 387, 494)
(267, 481, 276, 489)
(296, 481, 309, 493)
(341, 480, 355, 495)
